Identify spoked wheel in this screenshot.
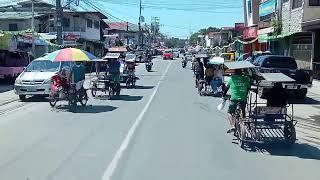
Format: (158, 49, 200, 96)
(108, 86, 114, 99)
(284, 123, 296, 146)
(116, 84, 121, 96)
(239, 123, 247, 148)
(49, 93, 57, 107)
(79, 89, 88, 106)
(126, 78, 131, 89)
(198, 82, 204, 95)
(132, 79, 136, 88)
(91, 87, 97, 97)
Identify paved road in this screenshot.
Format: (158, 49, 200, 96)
(0, 57, 319, 180)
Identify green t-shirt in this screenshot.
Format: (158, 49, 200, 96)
(227, 75, 250, 101)
(72, 64, 85, 83)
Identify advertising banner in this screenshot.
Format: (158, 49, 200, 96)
(259, 0, 276, 17)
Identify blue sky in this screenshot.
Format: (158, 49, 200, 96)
(1, 0, 244, 38)
(79, 0, 244, 39)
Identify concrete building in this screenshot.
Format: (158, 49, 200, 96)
(243, 0, 265, 53)
(0, 0, 108, 57)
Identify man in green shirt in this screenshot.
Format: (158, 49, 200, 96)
(70, 62, 85, 91)
(223, 69, 250, 133)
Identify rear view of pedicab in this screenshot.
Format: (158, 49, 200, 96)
(223, 61, 297, 148)
(198, 56, 225, 96)
(90, 53, 121, 99)
(47, 48, 92, 109)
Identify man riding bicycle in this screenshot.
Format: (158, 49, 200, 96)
(70, 62, 85, 91)
(223, 68, 250, 133)
(106, 58, 121, 84)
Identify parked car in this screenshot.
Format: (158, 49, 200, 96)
(252, 55, 313, 99)
(173, 49, 180, 58)
(125, 53, 137, 62)
(245, 51, 272, 63)
(185, 53, 193, 61)
(0, 50, 33, 80)
(163, 49, 173, 60)
(14, 58, 73, 101)
(135, 50, 145, 62)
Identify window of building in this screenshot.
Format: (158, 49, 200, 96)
(87, 19, 93, 28)
(292, 0, 303, 9)
(309, 0, 320, 6)
(9, 24, 18, 31)
(62, 18, 70, 28)
(94, 20, 100, 29)
(247, 0, 252, 14)
(283, 0, 289, 3)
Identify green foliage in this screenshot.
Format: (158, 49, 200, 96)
(189, 26, 221, 45)
(165, 37, 186, 48)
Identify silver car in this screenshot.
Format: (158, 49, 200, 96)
(14, 59, 72, 101)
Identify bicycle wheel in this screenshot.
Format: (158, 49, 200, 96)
(80, 90, 88, 106)
(91, 87, 97, 97)
(108, 86, 114, 99)
(49, 93, 57, 107)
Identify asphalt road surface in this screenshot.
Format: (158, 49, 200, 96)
(0, 57, 319, 180)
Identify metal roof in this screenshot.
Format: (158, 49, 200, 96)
(260, 73, 295, 82)
(0, 12, 44, 20)
(224, 61, 255, 69)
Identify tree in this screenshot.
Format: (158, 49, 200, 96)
(189, 26, 222, 45)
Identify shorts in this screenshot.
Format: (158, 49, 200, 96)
(228, 100, 247, 114)
(110, 73, 120, 83)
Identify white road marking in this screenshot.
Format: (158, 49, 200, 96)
(101, 61, 172, 180)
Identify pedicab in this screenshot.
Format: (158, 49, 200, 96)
(198, 56, 224, 96)
(124, 54, 136, 88)
(223, 61, 297, 148)
(48, 48, 92, 108)
(90, 53, 121, 99)
(108, 47, 128, 83)
(193, 54, 210, 89)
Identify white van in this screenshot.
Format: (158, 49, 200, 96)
(14, 58, 73, 101)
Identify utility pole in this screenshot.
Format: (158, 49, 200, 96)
(127, 22, 129, 46)
(151, 17, 159, 44)
(138, 0, 142, 46)
(31, 0, 35, 56)
(56, 0, 63, 45)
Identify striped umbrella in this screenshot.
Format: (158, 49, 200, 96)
(46, 48, 96, 62)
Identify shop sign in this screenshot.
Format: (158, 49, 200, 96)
(258, 27, 274, 35)
(259, 0, 276, 17)
(243, 27, 258, 39)
(63, 32, 80, 41)
(235, 23, 245, 31)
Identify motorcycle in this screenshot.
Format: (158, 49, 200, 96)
(182, 60, 187, 68)
(126, 71, 136, 88)
(145, 62, 152, 72)
(49, 75, 88, 108)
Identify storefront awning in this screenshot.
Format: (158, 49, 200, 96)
(258, 32, 295, 43)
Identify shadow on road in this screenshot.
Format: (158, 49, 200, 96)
(22, 95, 49, 102)
(95, 94, 143, 101)
(0, 79, 14, 93)
(134, 85, 154, 89)
(54, 104, 117, 113)
(288, 97, 320, 105)
(242, 143, 320, 160)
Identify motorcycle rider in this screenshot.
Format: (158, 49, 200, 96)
(223, 68, 250, 133)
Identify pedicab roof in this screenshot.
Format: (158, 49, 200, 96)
(260, 73, 295, 82)
(224, 61, 255, 69)
(108, 47, 128, 52)
(195, 54, 209, 58)
(103, 53, 120, 59)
